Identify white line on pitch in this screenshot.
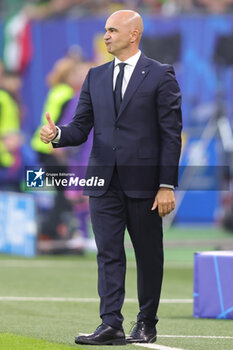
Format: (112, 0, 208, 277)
(0, 260, 136, 269)
(161, 299, 192, 303)
(159, 335, 233, 340)
(0, 296, 192, 303)
(134, 343, 184, 350)
(0, 260, 97, 268)
(0, 260, 192, 269)
(0, 296, 99, 302)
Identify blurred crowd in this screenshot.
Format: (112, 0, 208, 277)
(2, 0, 233, 18)
(0, 63, 26, 191)
(0, 49, 96, 251)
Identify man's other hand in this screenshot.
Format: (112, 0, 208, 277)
(151, 188, 175, 217)
(40, 112, 57, 144)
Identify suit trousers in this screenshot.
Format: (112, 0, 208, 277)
(89, 167, 164, 330)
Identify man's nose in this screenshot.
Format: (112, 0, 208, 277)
(104, 31, 110, 40)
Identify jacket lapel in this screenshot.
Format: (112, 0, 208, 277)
(117, 54, 151, 119)
(102, 60, 116, 119)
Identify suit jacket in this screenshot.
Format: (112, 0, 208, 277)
(53, 53, 182, 198)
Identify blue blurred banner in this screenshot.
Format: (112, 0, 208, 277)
(0, 192, 37, 256)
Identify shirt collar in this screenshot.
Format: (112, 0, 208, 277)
(114, 50, 141, 68)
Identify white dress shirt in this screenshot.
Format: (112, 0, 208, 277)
(113, 50, 141, 97)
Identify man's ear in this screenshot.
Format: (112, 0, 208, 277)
(130, 29, 139, 43)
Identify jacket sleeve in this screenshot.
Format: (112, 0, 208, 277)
(157, 65, 182, 187)
(53, 69, 94, 148)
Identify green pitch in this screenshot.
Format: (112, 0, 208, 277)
(0, 226, 233, 350)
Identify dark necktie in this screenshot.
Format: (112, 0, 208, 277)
(114, 63, 126, 115)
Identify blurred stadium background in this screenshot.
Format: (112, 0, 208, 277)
(0, 1, 233, 349)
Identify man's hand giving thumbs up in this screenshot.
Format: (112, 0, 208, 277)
(40, 112, 57, 144)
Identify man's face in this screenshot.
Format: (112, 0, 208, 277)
(104, 14, 132, 57)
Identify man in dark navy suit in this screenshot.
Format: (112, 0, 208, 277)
(40, 10, 182, 345)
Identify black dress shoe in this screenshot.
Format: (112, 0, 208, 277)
(75, 323, 126, 345)
(126, 321, 157, 343)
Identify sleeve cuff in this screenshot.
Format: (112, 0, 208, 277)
(159, 184, 174, 190)
(51, 126, 61, 144)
